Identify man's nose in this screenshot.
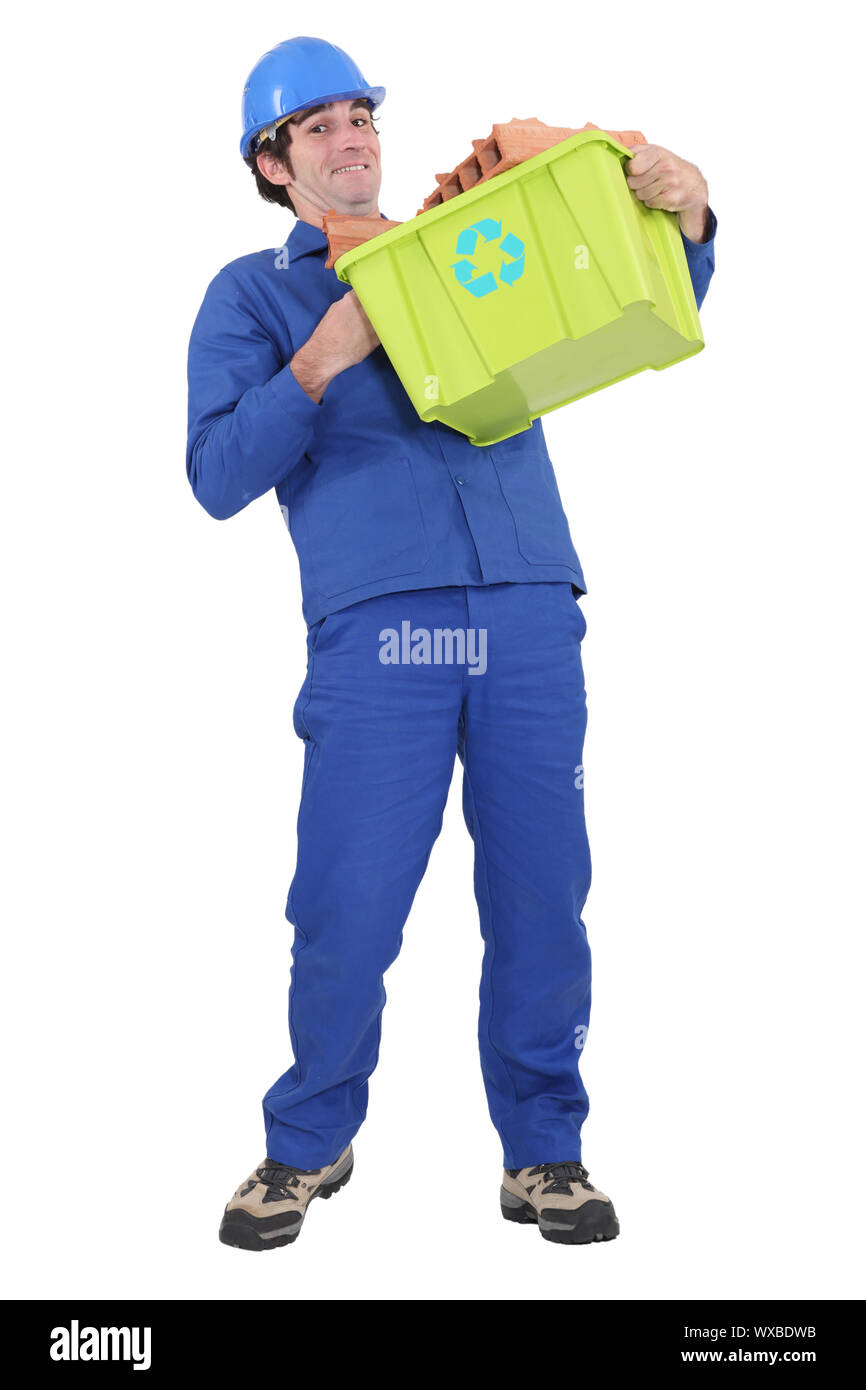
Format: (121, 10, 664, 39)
(336, 123, 370, 148)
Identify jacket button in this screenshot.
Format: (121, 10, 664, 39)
(455, 475, 465, 485)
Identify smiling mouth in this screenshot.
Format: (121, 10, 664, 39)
(332, 164, 369, 175)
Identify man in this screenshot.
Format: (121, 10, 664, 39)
(186, 35, 717, 1251)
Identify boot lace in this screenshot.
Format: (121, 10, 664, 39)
(527, 1161, 593, 1195)
(254, 1159, 323, 1203)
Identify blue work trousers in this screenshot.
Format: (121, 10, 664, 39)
(262, 581, 592, 1170)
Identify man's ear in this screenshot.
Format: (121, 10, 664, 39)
(256, 149, 291, 189)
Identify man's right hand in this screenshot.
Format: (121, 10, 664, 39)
(327, 291, 381, 367)
(290, 291, 381, 404)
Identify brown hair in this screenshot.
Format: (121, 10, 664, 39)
(244, 100, 379, 214)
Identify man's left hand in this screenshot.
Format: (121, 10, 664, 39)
(624, 144, 710, 243)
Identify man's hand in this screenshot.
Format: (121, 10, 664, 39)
(290, 290, 381, 403)
(624, 143, 710, 243)
(326, 290, 381, 368)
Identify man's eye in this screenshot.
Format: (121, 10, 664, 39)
(309, 118, 368, 134)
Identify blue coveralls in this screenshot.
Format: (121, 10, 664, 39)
(187, 207, 717, 1169)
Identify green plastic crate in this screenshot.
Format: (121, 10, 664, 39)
(334, 129, 704, 446)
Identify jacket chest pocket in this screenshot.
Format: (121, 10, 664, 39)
(300, 456, 429, 598)
(489, 436, 577, 565)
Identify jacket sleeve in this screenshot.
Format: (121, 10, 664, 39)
(680, 204, 717, 312)
(186, 266, 323, 520)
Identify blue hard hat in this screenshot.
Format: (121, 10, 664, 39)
(240, 36, 385, 160)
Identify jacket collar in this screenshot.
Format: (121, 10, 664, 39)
(286, 212, 392, 264)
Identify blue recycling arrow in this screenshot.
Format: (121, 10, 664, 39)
(450, 222, 526, 297)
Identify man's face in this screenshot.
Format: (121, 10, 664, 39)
(269, 98, 382, 221)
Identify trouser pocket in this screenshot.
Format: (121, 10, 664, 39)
(292, 615, 328, 741)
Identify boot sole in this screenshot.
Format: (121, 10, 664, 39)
(500, 1187, 620, 1245)
(219, 1153, 354, 1251)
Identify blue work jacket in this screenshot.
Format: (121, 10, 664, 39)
(187, 206, 717, 625)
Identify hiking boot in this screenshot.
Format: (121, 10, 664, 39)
(501, 1160, 620, 1245)
(218, 1144, 354, 1250)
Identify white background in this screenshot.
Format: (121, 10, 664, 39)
(2, 0, 864, 1302)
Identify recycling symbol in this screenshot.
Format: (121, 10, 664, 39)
(450, 219, 525, 298)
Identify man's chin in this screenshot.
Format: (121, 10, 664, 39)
(330, 193, 379, 216)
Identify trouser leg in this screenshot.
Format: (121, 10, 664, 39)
(457, 582, 592, 1169)
(263, 588, 464, 1168)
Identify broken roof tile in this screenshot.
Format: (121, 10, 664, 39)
(416, 118, 646, 213)
(322, 209, 403, 269)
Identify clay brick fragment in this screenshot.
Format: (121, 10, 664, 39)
(322, 209, 403, 269)
(416, 118, 647, 213)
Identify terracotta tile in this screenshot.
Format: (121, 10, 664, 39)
(472, 136, 501, 174)
(492, 116, 583, 161)
(322, 209, 403, 269)
(417, 118, 575, 211)
(431, 171, 463, 203)
(415, 118, 647, 214)
(606, 128, 647, 147)
(452, 153, 484, 192)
